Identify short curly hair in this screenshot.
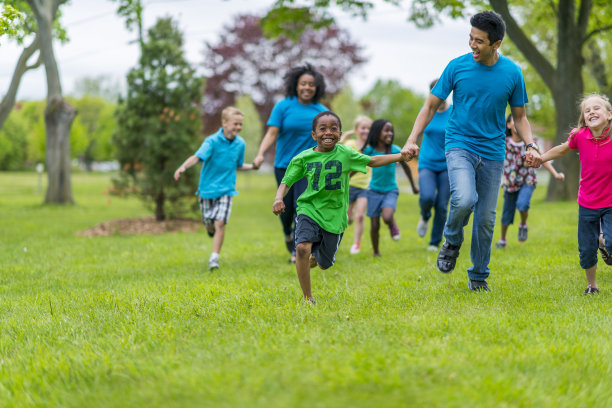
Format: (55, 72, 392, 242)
(284, 63, 326, 104)
(470, 11, 505, 44)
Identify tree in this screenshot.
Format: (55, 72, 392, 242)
(360, 80, 425, 146)
(113, 17, 202, 221)
(201, 14, 366, 136)
(264, 0, 612, 200)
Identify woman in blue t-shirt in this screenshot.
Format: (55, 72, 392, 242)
(254, 63, 328, 263)
(416, 79, 453, 251)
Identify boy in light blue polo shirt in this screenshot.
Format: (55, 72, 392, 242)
(174, 107, 255, 270)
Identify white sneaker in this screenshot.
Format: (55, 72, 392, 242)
(208, 258, 219, 270)
(350, 243, 361, 254)
(417, 218, 428, 238)
(427, 245, 438, 251)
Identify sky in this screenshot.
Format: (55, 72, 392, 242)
(0, 0, 472, 101)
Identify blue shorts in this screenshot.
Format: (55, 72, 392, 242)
(348, 186, 368, 204)
(294, 214, 343, 269)
(366, 188, 399, 218)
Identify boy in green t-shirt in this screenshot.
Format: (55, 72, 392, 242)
(273, 111, 412, 303)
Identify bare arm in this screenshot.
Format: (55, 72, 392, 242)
(174, 155, 200, 180)
(540, 142, 571, 164)
(541, 161, 565, 181)
(254, 126, 280, 168)
(238, 163, 255, 170)
(511, 106, 542, 167)
(399, 160, 419, 194)
(272, 183, 290, 215)
(401, 93, 444, 161)
(368, 153, 406, 168)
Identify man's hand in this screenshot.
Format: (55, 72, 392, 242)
(272, 199, 285, 215)
(525, 149, 542, 168)
(253, 154, 265, 169)
(401, 141, 419, 161)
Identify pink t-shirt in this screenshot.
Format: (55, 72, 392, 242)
(567, 127, 612, 209)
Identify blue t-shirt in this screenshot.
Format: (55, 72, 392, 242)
(267, 96, 327, 168)
(432, 53, 528, 161)
(363, 144, 401, 192)
(195, 128, 245, 199)
(418, 105, 453, 172)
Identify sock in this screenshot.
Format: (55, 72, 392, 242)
(499, 238, 507, 243)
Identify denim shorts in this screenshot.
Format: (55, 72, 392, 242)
(501, 184, 535, 226)
(348, 186, 368, 204)
(366, 188, 399, 218)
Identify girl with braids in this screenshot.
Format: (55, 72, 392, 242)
(535, 94, 612, 294)
(363, 119, 418, 257)
(254, 63, 328, 263)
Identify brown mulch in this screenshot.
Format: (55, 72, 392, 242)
(76, 217, 201, 237)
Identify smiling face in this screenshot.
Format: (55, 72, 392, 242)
(312, 114, 342, 152)
(469, 27, 501, 66)
(379, 122, 394, 146)
(581, 96, 612, 132)
(296, 73, 316, 104)
(356, 121, 371, 142)
(221, 114, 243, 139)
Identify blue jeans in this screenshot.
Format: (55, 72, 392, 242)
(418, 168, 450, 246)
(578, 205, 612, 269)
(501, 184, 535, 226)
(444, 148, 504, 281)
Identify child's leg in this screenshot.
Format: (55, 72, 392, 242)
(295, 242, 314, 301)
(353, 196, 367, 246)
(578, 205, 601, 290)
(585, 264, 597, 289)
(499, 191, 518, 242)
(370, 216, 381, 256)
(381, 207, 394, 228)
(212, 219, 225, 255)
(347, 201, 355, 224)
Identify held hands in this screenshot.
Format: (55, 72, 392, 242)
(524, 149, 542, 168)
(272, 199, 285, 215)
(401, 142, 419, 162)
(253, 154, 265, 169)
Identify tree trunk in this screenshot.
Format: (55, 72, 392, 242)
(28, 0, 77, 204)
(155, 190, 166, 221)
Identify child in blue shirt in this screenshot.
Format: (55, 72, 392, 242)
(174, 107, 255, 270)
(363, 119, 418, 257)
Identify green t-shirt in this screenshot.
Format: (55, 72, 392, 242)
(281, 144, 371, 234)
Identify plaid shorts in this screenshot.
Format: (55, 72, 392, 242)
(198, 195, 233, 226)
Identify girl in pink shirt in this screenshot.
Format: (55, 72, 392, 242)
(539, 94, 612, 294)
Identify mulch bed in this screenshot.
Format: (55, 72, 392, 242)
(76, 217, 201, 237)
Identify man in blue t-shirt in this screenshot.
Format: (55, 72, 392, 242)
(402, 11, 542, 292)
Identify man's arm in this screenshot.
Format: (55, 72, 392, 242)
(401, 93, 444, 161)
(511, 106, 542, 167)
(253, 126, 280, 168)
(174, 155, 200, 180)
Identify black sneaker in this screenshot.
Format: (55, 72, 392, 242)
(206, 226, 215, 238)
(584, 285, 599, 294)
(468, 280, 490, 292)
(437, 241, 460, 273)
(518, 224, 528, 242)
(599, 244, 612, 266)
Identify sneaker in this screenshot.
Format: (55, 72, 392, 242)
(468, 279, 490, 292)
(518, 224, 528, 242)
(417, 218, 428, 238)
(309, 255, 318, 269)
(495, 240, 507, 249)
(350, 243, 361, 254)
(208, 258, 219, 270)
(390, 220, 401, 241)
(599, 236, 612, 266)
(427, 245, 438, 252)
(285, 236, 294, 254)
(437, 241, 460, 273)
(584, 285, 599, 294)
(206, 225, 216, 238)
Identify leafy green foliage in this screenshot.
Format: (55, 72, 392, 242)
(0, 3, 22, 39)
(360, 80, 425, 146)
(113, 17, 202, 221)
(0, 109, 27, 169)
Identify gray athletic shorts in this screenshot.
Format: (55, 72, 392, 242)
(294, 214, 343, 269)
(198, 195, 232, 226)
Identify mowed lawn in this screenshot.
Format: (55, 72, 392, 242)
(0, 171, 610, 408)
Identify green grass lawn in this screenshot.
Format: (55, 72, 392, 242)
(1, 171, 610, 408)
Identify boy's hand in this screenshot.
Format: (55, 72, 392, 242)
(272, 199, 285, 215)
(174, 167, 184, 181)
(253, 154, 265, 169)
